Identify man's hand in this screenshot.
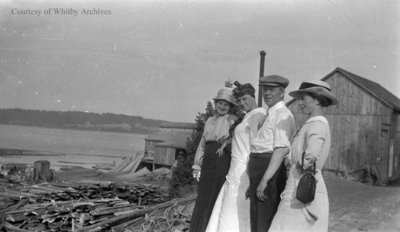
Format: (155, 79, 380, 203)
(284, 157, 291, 168)
(256, 181, 268, 201)
(192, 169, 201, 181)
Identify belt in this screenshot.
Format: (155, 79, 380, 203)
(205, 141, 218, 144)
(249, 152, 272, 158)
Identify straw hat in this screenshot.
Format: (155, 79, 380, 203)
(289, 80, 338, 106)
(298, 80, 331, 90)
(213, 87, 237, 106)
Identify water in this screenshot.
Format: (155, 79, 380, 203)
(0, 124, 147, 170)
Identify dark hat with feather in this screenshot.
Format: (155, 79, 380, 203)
(233, 81, 255, 98)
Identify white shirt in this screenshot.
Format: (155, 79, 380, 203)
(230, 107, 267, 166)
(250, 101, 296, 153)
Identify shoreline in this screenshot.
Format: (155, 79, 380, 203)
(0, 148, 129, 171)
(0, 122, 156, 135)
(0, 148, 134, 158)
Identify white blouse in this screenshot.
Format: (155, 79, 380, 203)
(290, 115, 331, 171)
(193, 114, 236, 168)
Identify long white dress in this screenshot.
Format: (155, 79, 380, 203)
(269, 116, 330, 232)
(206, 107, 266, 232)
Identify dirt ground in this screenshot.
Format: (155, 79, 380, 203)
(326, 175, 400, 232)
(53, 168, 400, 232)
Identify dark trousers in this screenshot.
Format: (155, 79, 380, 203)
(190, 141, 231, 232)
(248, 152, 287, 232)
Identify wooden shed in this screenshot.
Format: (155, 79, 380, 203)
(287, 67, 400, 184)
(143, 122, 195, 168)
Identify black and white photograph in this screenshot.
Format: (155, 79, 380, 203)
(0, 0, 399, 231)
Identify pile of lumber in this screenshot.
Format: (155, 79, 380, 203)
(135, 197, 195, 232)
(109, 153, 144, 173)
(0, 182, 195, 232)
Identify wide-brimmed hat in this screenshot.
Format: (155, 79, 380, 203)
(259, 75, 289, 88)
(233, 81, 255, 98)
(289, 80, 338, 106)
(298, 80, 331, 90)
(213, 87, 237, 106)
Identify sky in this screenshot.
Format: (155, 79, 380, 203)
(0, 0, 399, 123)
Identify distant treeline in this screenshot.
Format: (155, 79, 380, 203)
(0, 108, 167, 134)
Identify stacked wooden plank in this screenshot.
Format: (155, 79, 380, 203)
(0, 182, 186, 232)
(133, 198, 195, 232)
(110, 152, 144, 173)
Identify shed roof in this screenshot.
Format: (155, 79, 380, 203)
(155, 141, 186, 149)
(159, 122, 196, 130)
(286, 67, 400, 111)
(146, 130, 192, 149)
(324, 67, 400, 111)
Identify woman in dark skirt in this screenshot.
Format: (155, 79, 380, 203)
(190, 87, 237, 232)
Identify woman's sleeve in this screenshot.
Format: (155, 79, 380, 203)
(303, 122, 326, 169)
(248, 111, 266, 136)
(193, 135, 206, 170)
(192, 117, 211, 170)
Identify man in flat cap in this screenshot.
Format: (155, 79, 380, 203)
(247, 75, 296, 232)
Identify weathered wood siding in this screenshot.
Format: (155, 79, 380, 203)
(154, 146, 175, 166)
(390, 113, 400, 179)
(145, 140, 157, 154)
(287, 73, 394, 183)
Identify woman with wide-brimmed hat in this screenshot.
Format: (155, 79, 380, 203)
(205, 81, 267, 232)
(269, 80, 338, 232)
(190, 87, 237, 232)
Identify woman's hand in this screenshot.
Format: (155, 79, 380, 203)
(245, 186, 250, 200)
(256, 181, 268, 201)
(192, 170, 201, 181)
(216, 142, 227, 157)
(284, 157, 292, 170)
(217, 135, 228, 144)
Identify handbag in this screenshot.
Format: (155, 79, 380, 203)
(296, 152, 316, 204)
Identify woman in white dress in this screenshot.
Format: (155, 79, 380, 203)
(269, 80, 338, 232)
(206, 81, 266, 232)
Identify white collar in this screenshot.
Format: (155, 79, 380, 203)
(267, 101, 285, 114)
(213, 114, 229, 119)
(304, 115, 328, 124)
(250, 107, 266, 113)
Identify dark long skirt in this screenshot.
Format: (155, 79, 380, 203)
(189, 141, 231, 232)
(248, 152, 287, 232)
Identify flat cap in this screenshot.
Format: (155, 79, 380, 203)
(259, 75, 289, 88)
